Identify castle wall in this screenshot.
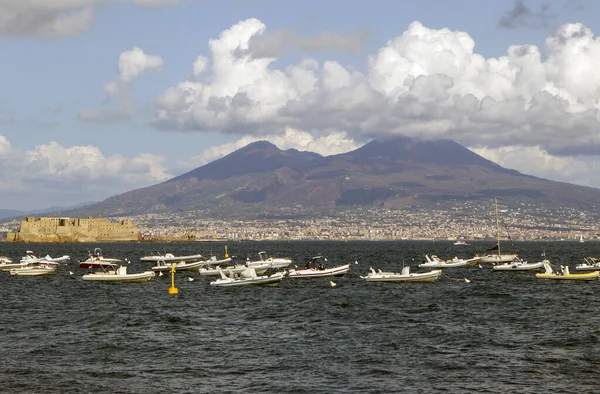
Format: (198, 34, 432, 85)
(8, 216, 141, 242)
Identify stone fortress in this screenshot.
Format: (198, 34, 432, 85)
(7, 216, 141, 242)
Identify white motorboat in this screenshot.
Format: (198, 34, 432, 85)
(151, 259, 209, 272)
(288, 256, 350, 278)
(361, 266, 442, 283)
(453, 240, 468, 246)
(492, 257, 544, 271)
(210, 267, 284, 287)
(82, 266, 155, 283)
(140, 251, 204, 263)
(0, 256, 11, 263)
(198, 263, 270, 277)
(10, 263, 57, 276)
(575, 256, 600, 271)
(20, 251, 70, 264)
(246, 251, 293, 269)
(418, 255, 477, 268)
(79, 248, 122, 269)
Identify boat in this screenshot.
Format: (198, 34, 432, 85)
(492, 257, 544, 272)
(361, 266, 442, 283)
(201, 255, 233, 266)
(20, 251, 70, 264)
(82, 265, 155, 283)
(418, 255, 477, 268)
(0, 259, 27, 272)
(287, 256, 350, 278)
(535, 260, 599, 280)
(209, 267, 284, 287)
(198, 263, 270, 277)
(10, 263, 57, 276)
(140, 251, 204, 263)
(79, 248, 121, 269)
(575, 256, 600, 271)
(477, 198, 518, 264)
(453, 240, 468, 246)
(246, 251, 293, 269)
(151, 259, 210, 272)
(579, 234, 585, 243)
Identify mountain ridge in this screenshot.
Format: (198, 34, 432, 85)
(54, 136, 600, 219)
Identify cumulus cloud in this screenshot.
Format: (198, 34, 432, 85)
(0, 135, 171, 209)
(0, 0, 177, 38)
(79, 47, 163, 123)
(246, 27, 370, 58)
(471, 145, 599, 188)
(118, 47, 164, 82)
(152, 18, 600, 158)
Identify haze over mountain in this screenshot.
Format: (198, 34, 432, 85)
(55, 136, 600, 219)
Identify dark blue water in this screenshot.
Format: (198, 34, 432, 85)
(1, 241, 599, 393)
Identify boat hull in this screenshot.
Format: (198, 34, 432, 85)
(535, 272, 599, 280)
(575, 265, 600, 272)
(210, 273, 284, 287)
(79, 262, 118, 269)
(478, 254, 518, 264)
(493, 262, 544, 271)
(10, 266, 57, 276)
(288, 264, 350, 278)
(363, 270, 442, 283)
(82, 272, 155, 283)
(140, 253, 204, 263)
(199, 264, 269, 277)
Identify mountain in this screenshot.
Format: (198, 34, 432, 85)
(59, 136, 600, 218)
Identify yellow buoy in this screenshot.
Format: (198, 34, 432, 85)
(224, 245, 229, 258)
(168, 263, 178, 294)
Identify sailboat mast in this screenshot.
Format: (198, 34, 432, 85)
(495, 198, 501, 256)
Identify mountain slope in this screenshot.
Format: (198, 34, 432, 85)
(61, 137, 600, 218)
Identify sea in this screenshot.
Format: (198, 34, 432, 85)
(1, 240, 599, 394)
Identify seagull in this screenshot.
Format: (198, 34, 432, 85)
(69, 271, 74, 275)
(329, 280, 337, 287)
(354, 260, 358, 265)
(464, 278, 471, 283)
(478, 264, 482, 269)
(158, 271, 163, 277)
(187, 277, 194, 282)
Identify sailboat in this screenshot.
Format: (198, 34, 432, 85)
(579, 234, 585, 243)
(477, 198, 518, 264)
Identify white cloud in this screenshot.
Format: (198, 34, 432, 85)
(152, 18, 600, 162)
(103, 81, 120, 99)
(0, 135, 11, 156)
(0, 0, 177, 38)
(0, 135, 171, 209)
(246, 27, 370, 58)
(118, 47, 164, 82)
(471, 145, 599, 188)
(79, 47, 163, 123)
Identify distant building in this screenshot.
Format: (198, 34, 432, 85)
(7, 216, 141, 242)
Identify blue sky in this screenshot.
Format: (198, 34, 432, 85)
(1, 0, 600, 211)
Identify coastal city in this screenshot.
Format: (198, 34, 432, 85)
(2, 200, 596, 242)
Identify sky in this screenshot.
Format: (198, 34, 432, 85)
(1, 0, 600, 211)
